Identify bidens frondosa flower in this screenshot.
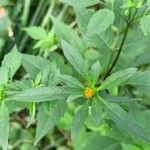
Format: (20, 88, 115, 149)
(84, 87, 94, 99)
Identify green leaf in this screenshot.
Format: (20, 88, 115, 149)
(6, 101, 28, 113)
(6, 86, 68, 102)
(63, 0, 100, 8)
(100, 97, 149, 142)
(75, 132, 122, 150)
(34, 100, 67, 145)
(67, 94, 83, 102)
(59, 74, 84, 89)
(90, 61, 101, 83)
(85, 29, 113, 72)
(61, 40, 88, 78)
(27, 102, 36, 128)
(140, 15, 150, 36)
(41, 63, 60, 86)
(0, 101, 9, 150)
(2, 46, 22, 80)
(99, 68, 137, 90)
(101, 93, 140, 103)
(75, 8, 93, 33)
(71, 103, 88, 140)
(23, 26, 47, 40)
(84, 49, 101, 60)
(87, 9, 115, 36)
(21, 54, 49, 78)
(135, 51, 150, 66)
(125, 71, 150, 96)
(52, 17, 85, 54)
(91, 98, 102, 125)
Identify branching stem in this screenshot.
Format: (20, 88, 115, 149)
(103, 8, 138, 80)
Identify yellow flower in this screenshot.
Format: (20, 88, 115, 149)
(84, 87, 94, 99)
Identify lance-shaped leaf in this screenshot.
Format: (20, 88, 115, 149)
(59, 74, 84, 89)
(34, 100, 67, 145)
(75, 133, 122, 150)
(91, 98, 102, 125)
(23, 26, 47, 40)
(100, 97, 149, 142)
(27, 102, 36, 128)
(0, 101, 9, 150)
(71, 103, 88, 140)
(87, 9, 115, 36)
(89, 61, 101, 84)
(75, 8, 93, 33)
(52, 17, 85, 54)
(100, 93, 140, 104)
(6, 86, 68, 102)
(99, 68, 137, 90)
(21, 54, 49, 78)
(61, 40, 88, 78)
(1, 46, 21, 80)
(67, 94, 83, 103)
(125, 71, 150, 96)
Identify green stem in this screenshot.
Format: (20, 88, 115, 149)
(41, 0, 55, 28)
(103, 23, 130, 80)
(19, 0, 45, 51)
(21, 0, 31, 26)
(50, 5, 68, 33)
(103, 8, 138, 80)
(133, 11, 150, 22)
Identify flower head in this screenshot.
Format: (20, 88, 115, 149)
(84, 87, 94, 99)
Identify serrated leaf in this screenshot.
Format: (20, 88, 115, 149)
(91, 98, 102, 125)
(21, 54, 49, 78)
(41, 63, 60, 86)
(0, 101, 9, 150)
(71, 103, 88, 140)
(85, 30, 113, 72)
(101, 93, 140, 103)
(2, 46, 21, 80)
(99, 68, 137, 90)
(75, 8, 93, 33)
(59, 74, 84, 89)
(87, 9, 115, 36)
(6, 86, 68, 102)
(61, 40, 88, 78)
(34, 100, 67, 145)
(52, 17, 85, 54)
(100, 97, 149, 142)
(23, 26, 47, 40)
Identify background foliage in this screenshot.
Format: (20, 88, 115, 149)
(0, 0, 150, 150)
